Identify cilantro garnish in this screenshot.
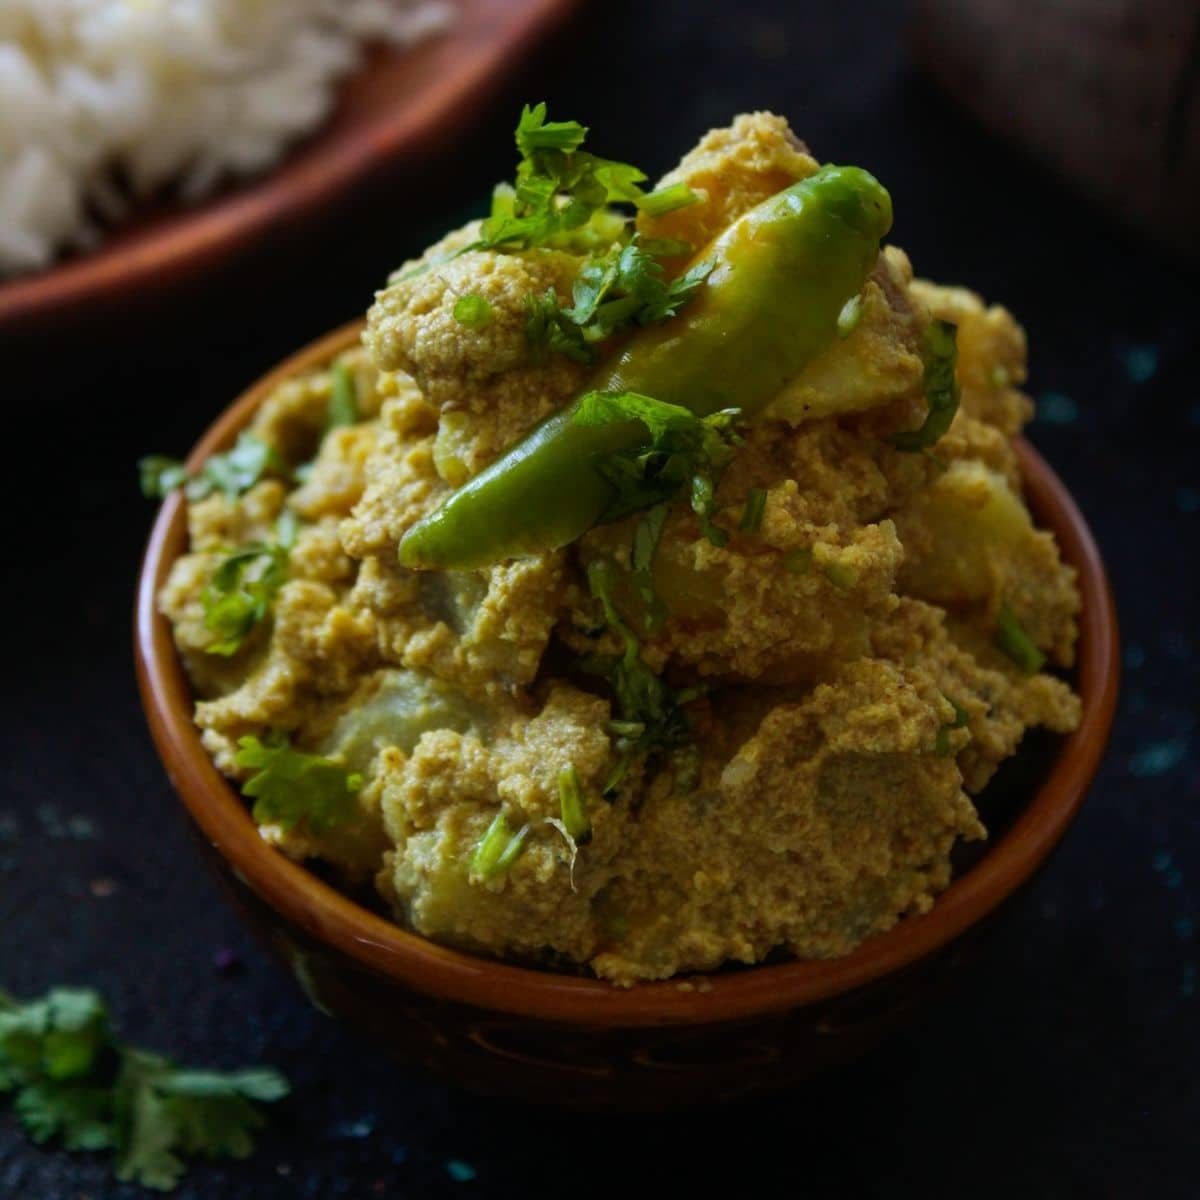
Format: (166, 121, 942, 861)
(890, 318, 960, 452)
(234, 734, 362, 835)
(557, 764, 592, 844)
(739, 488, 767, 534)
(523, 238, 713, 365)
(325, 361, 359, 432)
(585, 559, 702, 795)
(139, 457, 190, 499)
(994, 603, 1047, 674)
(514, 105, 588, 155)
(524, 289, 593, 365)
(452, 293, 494, 329)
(566, 237, 712, 329)
(574, 390, 741, 541)
(935, 696, 970, 755)
(638, 181, 702, 218)
(471, 811, 531, 880)
(395, 103, 699, 280)
(139, 434, 286, 503)
(202, 511, 297, 657)
(0, 986, 287, 1192)
(630, 502, 670, 630)
(572, 391, 742, 627)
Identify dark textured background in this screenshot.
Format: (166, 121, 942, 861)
(4, 1, 1198, 1196)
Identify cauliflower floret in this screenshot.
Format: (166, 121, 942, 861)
(365, 238, 587, 480)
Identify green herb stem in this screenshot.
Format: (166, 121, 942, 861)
(638, 182, 700, 217)
(557, 764, 592, 844)
(994, 603, 1047, 673)
(739, 488, 767, 533)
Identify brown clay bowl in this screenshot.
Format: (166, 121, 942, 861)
(135, 321, 1119, 1110)
(0, 0, 577, 332)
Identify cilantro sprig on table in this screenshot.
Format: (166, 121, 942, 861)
(0, 986, 287, 1192)
(574, 391, 742, 627)
(235, 734, 362, 835)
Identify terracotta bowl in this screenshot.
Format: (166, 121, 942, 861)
(135, 322, 1119, 1110)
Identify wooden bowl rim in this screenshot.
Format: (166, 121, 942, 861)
(135, 320, 1120, 1028)
(0, 0, 577, 331)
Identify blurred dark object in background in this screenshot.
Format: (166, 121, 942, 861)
(912, 0, 1200, 259)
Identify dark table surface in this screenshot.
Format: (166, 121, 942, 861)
(4, 1, 1198, 1196)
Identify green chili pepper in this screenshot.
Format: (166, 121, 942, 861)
(399, 164, 893, 570)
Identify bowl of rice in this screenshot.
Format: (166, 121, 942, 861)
(0, 0, 577, 327)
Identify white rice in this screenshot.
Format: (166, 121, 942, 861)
(0, 0, 454, 277)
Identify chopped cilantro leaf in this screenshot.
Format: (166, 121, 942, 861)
(515, 102, 588, 155)
(557, 764, 592, 844)
(574, 390, 741, 538)
(325, 361, 359, 432)
(565, 236, 712, 337)
(524, 289, 593, 364)
(138, 434, 286, 504)
(935, 696, 970, 755)
(585, 558, 702, 795)
(994, 603, 1046, 674)
(637, 182, 701, 218)
(398, 105, 684, 282)
(525, 236, 714, 365)
(202, 511, 297, 656)
(479, 105, 648, 256)
(234, 734, 362, 835)
(139, 457, 189, 500)
(0, 986, 286, 1192)
(471, 811, 530, 880)
(739, 488, 767, 533)
(631, 503, 670, 630)
(452, 293, 494, 329)
(890, 318, 960, 452)
(196, 434, 286, 501)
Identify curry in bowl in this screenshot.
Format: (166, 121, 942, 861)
(148, 109, 1081, 986)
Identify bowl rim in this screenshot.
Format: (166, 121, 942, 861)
(0, 0, 578, 332)
(135, 319, 1120, 1028)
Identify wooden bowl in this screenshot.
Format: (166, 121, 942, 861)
(0, 0, 577, 331)
(135, 322, 1119, 1109)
